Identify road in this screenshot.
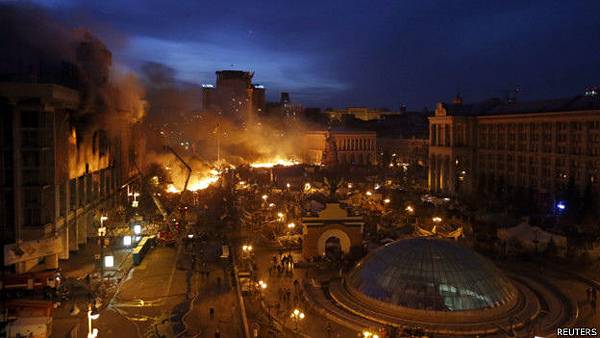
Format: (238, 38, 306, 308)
(53, 238, 243, 338)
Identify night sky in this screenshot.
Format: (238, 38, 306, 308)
(25, 0, 600, 109)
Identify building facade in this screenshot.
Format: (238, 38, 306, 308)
(302, 203, 364, 259)
(304, 129, 377, 166)
(201, 70, 265, 125)
(0, 83, 144, 273)
(428, 96, 600, 205)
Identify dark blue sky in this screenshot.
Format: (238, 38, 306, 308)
(32, 0, 600, 109)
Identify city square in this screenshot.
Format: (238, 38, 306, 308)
(1, 1, 600, 338)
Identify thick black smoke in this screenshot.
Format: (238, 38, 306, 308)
(0, 3, 145, 137)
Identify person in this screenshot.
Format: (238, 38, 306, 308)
(209, 307, 215, 319)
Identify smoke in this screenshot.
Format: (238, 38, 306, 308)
(0, 2, 308, 186)
(140, 61, 310, 167)
(0, 3, 146, 136)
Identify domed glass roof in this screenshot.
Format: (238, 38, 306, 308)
(348, 238, 516, 311)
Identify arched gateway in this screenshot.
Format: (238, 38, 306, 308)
(302, 203, 363, 260)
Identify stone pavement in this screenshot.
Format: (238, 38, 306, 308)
(248, 246, 357, 338)
(51, 238, 141, 338)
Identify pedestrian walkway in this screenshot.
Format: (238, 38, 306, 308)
(249, 246, 356, 338)
(51, 239, 139, 338)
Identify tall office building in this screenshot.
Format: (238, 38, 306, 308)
(0, 33, 144, 273)
(201, 70, 265, 125)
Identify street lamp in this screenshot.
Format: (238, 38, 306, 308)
(258, 280, 267, 290)
(133, 224, 142, 235)
(131, 192, 140, 208)
(123, 235, 132, 247)
(290, 308, 305, 332)
(383, 198, 390, 204)
(87, 304, 99, 338)
(405, 205, 414, 213)
(261, 194, 268, 201)
(432, 216, 442, 223)
(98, 216, 108, 279)
(286, 183, 291, 189)
(365, 191, 373, 196)
(242, 244, 253, 256)
(304, 183, 311, 192)
(104, 255, 114, 268)
(361, 329, 380, 338)
(287, 222, 296, 230)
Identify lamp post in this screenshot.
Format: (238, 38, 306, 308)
(287, 223, 296, 253)
(98, 216, 108, 279)
(131, 192, 140, 208)
(242, 244, 253, 258)
(361, 329, 380, 338)
(405, 205, 414, 225)
(87, 304, 100, 338)
(290, 308, 305, 334)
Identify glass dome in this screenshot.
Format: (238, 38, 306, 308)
(348, 238, 516, 311)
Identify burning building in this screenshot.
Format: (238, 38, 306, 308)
(0, 7, 145, 273)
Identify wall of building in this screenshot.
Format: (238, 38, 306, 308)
(0, 83, 143, 273)
(428, 105, 600, 206)
(303, 130, 377, 166)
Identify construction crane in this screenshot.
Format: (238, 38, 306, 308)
(164, 145, 192, 196)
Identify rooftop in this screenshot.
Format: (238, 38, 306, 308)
(439, 95, 600, 117)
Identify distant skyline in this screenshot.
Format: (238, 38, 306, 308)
(28, 0, 600, 109)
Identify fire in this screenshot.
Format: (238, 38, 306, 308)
(188, 169, 221, 191)
(166, 169, 222, 193)
(250, 157, 300, 168)
(166, 184, 180, 193)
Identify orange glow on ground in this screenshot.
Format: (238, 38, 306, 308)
(250, 157, 300, 168)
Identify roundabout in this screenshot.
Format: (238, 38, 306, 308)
(312, 238, 578, 337)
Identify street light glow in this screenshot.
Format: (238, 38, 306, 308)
(262, 194, 268, 200)
(383, 198, 390, 204)
(362, 330, 379, 338)
(133, 224, 142, 235)
(104, 255, 114, 268)
(287, 222, 296, 229)
(432, 216, 442, 223)
(405, 205, 414, 213)
(366, 191, 373, 196)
